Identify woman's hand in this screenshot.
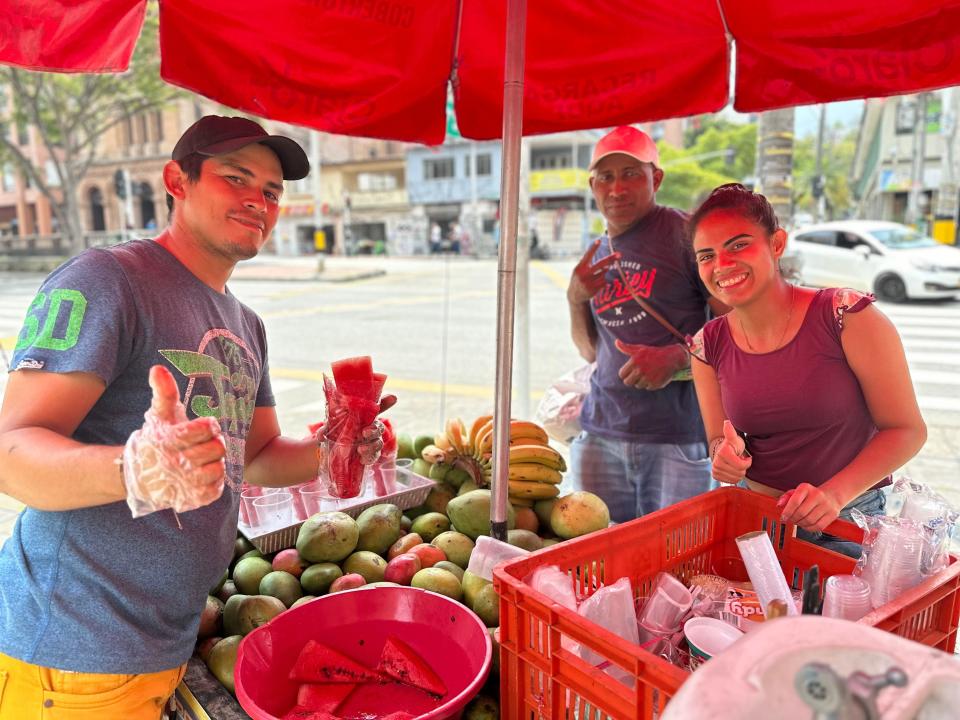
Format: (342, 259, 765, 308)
(778, 483, 843, 532)
(710, 420, 751, 484)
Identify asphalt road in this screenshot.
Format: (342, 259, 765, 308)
(1, 254, 958, 518)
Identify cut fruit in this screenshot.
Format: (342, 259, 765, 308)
(330, 356, 375, 400)
(297, 682, 355, 712)
(378, 636, 447, 697)
(289, 640, 381, 684)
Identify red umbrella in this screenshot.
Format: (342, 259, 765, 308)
(4, 0, 960, 534)
(4, 0, 958, 144)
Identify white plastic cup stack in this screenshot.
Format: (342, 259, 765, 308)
(822, 575, 872, 621)
(637, 572, 694, 634)
(861, 522, 924, 609)
(900, 493, 945, 526)
(735, 531, 799, 616)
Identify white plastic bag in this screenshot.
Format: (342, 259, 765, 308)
(535, 363, 594, 445)
(577, 577, 639, 686)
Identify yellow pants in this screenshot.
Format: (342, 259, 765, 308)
(0, 652, 185, 720)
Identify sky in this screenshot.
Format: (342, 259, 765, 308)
(792, 100, 865, 137)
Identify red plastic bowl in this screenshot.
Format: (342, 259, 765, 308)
(235, 586, 492, 720)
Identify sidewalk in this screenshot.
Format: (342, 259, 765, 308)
(230, 254, 386, 282)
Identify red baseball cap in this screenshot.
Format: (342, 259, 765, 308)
(589, 126, 660, 171)
(172, 115, 310, 180)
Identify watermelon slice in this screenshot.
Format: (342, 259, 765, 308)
(331, 356, 375, 401)
(290, 640, 381, 684)
(297, 682, 355, 712)
(377, 636, 447, 697)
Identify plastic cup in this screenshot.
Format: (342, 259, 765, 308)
(637, 572, 693, 633)
(239, 487, 264, 527)
(288, 483, 310, 521)
(372, 452, 399, 497)
(251, 491, 294, 530)
(298, 482, 330, 517)
(822, 575, 872, 621)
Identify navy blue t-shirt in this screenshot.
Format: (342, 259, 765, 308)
(1, 240, 274, 673)
(580, 205, 711, 443)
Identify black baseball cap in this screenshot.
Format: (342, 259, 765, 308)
(171, 115, 310, 181)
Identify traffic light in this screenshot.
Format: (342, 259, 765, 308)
(811, 175, 825, 199)
(114, 169, 127, 199)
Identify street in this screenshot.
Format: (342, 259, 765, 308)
(1, 255, 959, 545)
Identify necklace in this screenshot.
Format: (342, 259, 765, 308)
(738, 285, 796, 353)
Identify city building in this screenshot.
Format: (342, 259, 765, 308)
(852, 90, 959, 244)
(406, 141, 501, 255)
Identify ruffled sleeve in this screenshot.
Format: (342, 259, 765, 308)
(832, 288, 875, 331)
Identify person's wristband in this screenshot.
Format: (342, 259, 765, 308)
(708, 437, 724, 460)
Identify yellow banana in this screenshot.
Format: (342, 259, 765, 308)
(507, 462, 563, 484)
(508, 479, 561, 499)
(434, 432, 455, 453)
(468, 415, 493, 452)
(509, 496, 535, 508)
(421, 444, 447, 464)
(508, 420, 550, 445)
(445, 418, 466, 455)
(508, 444, 566, 472)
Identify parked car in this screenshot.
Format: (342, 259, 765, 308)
(788, 220, 960, 302)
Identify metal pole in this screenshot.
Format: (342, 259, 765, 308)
(908, 93, 929, 229)
(814, 105, 827, 222)
(490, 0, 527, 540)
(123, 169, 134, 238)
(469, 140, 480, 255)
(515, 142, 530, 420)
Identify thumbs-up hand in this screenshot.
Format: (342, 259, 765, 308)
(710, 420, 752, 484)
(122, 365, 227, 518)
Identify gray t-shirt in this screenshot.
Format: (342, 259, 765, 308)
(1, 239, 274, 673)
(580, 205, 711, 443)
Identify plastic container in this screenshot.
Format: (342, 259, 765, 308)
(235, 586, 492, 720)
(493, 486, 960, 720)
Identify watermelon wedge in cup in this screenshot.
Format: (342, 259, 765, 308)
(317, 356, 396, 499)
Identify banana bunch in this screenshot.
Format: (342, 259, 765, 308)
(418, 415, 565, 506)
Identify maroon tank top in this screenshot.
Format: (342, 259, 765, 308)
(699, 288, 888, 493)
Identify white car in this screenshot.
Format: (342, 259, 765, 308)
(789, 221, 960, 302)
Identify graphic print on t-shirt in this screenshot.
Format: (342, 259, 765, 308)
(592, 259, 655, 329)
(160, 329, 261, 469)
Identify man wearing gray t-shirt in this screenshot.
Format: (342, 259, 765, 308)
(567, 126, 728, 523)
(0, 116, 384, 718)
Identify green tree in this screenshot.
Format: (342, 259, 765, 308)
(0, 5, 179, 254)
(654, 120, 757, 211)
(791, 125, 857, 220)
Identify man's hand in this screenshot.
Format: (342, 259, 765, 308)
(567, 239, 620, 305)
(123, 365, 227, 517)
(778, 483, 843, 533)
(711, 420, 751, 484)
(614, 339, 686, 391)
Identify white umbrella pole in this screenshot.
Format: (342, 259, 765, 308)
(490, 0, 528, 540)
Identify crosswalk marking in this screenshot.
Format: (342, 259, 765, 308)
(902, 339, 960, 351)
(911, 369, 960, 386)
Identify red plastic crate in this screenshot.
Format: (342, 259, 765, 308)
(493, 486, 960, 720)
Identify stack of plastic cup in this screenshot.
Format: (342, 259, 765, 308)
(821, 575, 873, 621)
(860, 521, 924, 609)
(637, 572, 694, 634)
(251, 491, 294, 531)
(239, 485, 263, 527)
(735, 531, 798, 616)
(900, 492, 946, 525)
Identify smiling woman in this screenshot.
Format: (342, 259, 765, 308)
(687, 183, 927, 557)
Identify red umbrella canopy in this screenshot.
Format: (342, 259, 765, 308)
(3, 0, 960, 144)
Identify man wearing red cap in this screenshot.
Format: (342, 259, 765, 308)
(567, 126, 727, 523)
(0, 116, 384, 717)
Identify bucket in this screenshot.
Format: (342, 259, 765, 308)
(235, 586, 491, 719)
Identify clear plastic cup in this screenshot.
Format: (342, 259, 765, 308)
(822, 575, 872, 621)
(637, 572, 694, 633)
(371, 451, 399, 497)
(239, 486, 264, 527)
(251, 491, 295, 530)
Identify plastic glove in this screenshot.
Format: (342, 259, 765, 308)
(122, 365, 227, 517)
(711, 420, 751, 484)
